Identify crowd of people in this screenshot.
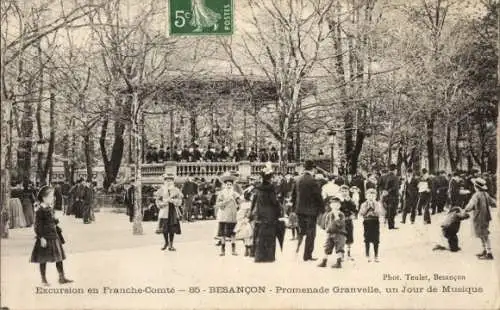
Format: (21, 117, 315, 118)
(125, 161, 497, 267)
(4, 178, 99, 235)
(144, 143, 289, 163)
(5, 159, 496, 286)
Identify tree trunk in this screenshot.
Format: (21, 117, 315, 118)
(387, 141, 393, 167)
(412, 147, 421, 172)
(396, 147, 404, 175)
(243, 109, 247, 150)
(445, 123, 457, 171)
(62, 132, 71, 183)
(190, 110, 197, 144)
(467, 154, 473, 172)
(41, 92, 55, 183)
(295, 115, 301, 162)
(426, 116, 436, 173)
(497, 1, 500, 202)
(100, 115, 111, 188)
(253, 101, 258, 149)
(132, 92, 143, 235)
(37, 144, 44, 185)
(18, 96, 34, 182)
(69, 118, 76, 184)
(1, 97, 13, 238)
(278, 112, 289, 174)
(344, 110, 354, 168)
(102, 102, 126, 189)
(170, 109, 174, 159)
(350, 130, 364, 174)
(83, 131, 93, 183)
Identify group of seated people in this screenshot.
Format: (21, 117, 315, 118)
(144, 143, 293, 164)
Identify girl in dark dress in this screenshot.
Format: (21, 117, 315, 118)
(251, 165, 282, 263)
(30, 185, 73, 286)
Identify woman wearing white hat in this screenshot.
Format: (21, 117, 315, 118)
(464, 178, 496, 260)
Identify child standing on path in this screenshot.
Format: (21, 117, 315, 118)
(340, 185, 357, 260)
(234, 195, 254, 257)
(359, 188, 385, 262)
(30, 185, 73, 286)
(464, 178, 496, 260)
(318, 197, 346, 269)
(215, 175, 240, 256)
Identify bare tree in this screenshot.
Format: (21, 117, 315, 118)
(90, 0, 178, 234)
(1, 0, 102, 237)
(219, 0, 335, 170)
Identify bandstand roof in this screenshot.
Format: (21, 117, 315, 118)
(137, 74, 317, 103)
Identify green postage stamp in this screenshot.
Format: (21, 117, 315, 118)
(169, 0, 233, 35)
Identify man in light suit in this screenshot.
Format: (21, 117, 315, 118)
(292, 160, 325, 261)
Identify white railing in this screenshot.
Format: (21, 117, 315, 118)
(130, 163, 165, 179)
(250, 163, 297, 175)
(141, 164, 165, 177)
(53, 161, 300, 185)
(176, 162, 239, 177)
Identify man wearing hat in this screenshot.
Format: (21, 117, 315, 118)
(69, 178, 85, 218)
(182, 174, 198, 222)
(124, 179, 136, 223)
(380, 164, 399, 230)
(181, 145, 190, 162)
(81, 179, 94, 224)
(247, 147, 258, 162)
(191, 143, 202, 162)
(291, 159, 325, 261)
(204, 145, 216, 162)
(218, 146, 231, 162)
(417, 168, 432, 224)
(269, 146, 279, 163)
(431, 170, 449, 214)
(448, 171, 463, 208)
(464, 177, 496, 260)
(401, 168, 419, 224)
(233, 143, 246, 162)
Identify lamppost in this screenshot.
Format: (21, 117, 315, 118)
(328, 130, 337, 175)
(36, 139, 46, 185)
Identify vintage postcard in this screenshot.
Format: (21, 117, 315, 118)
(1, 0, 499, 309)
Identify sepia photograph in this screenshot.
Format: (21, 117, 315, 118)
(0, 0, 499, 309)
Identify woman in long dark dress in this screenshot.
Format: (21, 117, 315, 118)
(21, 180, 35, 227)
(251, 165, 282, 263)
(30, 185, 73, 285)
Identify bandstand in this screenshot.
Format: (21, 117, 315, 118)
(53, 74, 315, 186)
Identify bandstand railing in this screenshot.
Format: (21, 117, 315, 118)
(128, 161, 299, 183)
(141, 164, 165, 177)
(250, 163, 297, 176)
(176, 162, 239, 177)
